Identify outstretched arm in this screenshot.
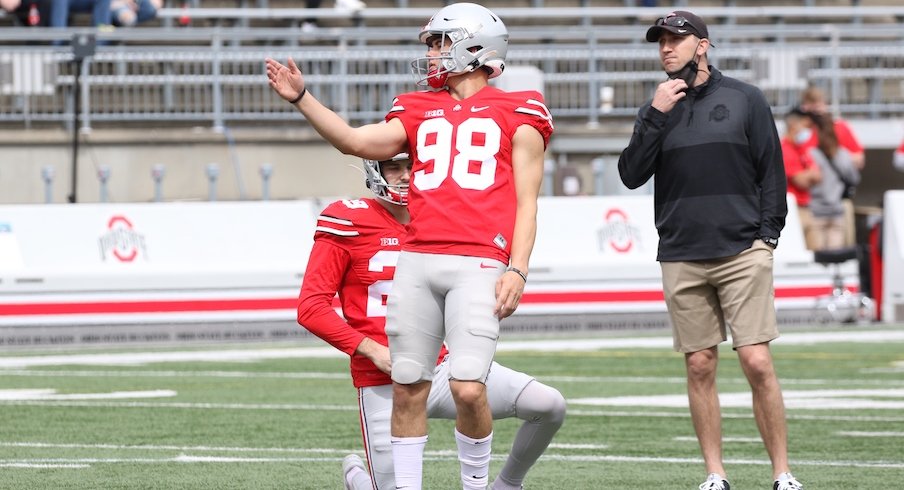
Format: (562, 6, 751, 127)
(265, 57, 408, 161)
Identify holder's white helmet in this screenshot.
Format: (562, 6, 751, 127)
(363, 153, 410, 205)
(412, 3, 508, 89)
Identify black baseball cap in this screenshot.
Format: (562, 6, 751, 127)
(645, 10, 710, 43)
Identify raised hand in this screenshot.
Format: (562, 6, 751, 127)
(265, 57, 306, 103)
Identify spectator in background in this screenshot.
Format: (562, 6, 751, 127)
(301, 0, 322, 33)
(302, 0, 366, 33)
(45, 0, 112, 28)
(2, 0, 41, 26)
(800, 85, 865, 170)
(894, 138, 904, 172)
(110, 0, 161, 27)
(808, 113, 861, 251)
(799, 85, 863, 247)
(781, 107, 821, 250)
(1, 0, 21, 14)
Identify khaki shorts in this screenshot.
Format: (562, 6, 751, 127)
(660, 240, 779, 353)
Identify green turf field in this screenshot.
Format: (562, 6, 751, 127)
(1, 325, 903, 489)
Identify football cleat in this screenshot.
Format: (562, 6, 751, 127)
(698, 473, 730, 490)
(773, 472, 803, 490)
(342, 453, 367, 490)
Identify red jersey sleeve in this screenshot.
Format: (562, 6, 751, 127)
(297, 240, 365, 357)
(508, 90, 555, 148)
(300, 198, 408, 387)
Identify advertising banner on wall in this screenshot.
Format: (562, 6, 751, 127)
(0, 195, 860, 335)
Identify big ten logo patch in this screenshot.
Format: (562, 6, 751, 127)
(98, 215, 148, 262)
(596, 208, 642, 254)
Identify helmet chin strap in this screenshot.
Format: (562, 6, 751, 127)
(427, 68, 448, 89)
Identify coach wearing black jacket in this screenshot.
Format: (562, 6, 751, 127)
(618, 11, 803, 490)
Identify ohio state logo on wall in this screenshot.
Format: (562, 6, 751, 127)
(98, 215, 147, 262)
(596, 208, 642, 254)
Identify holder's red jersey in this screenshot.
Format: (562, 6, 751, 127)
(386, 86, 554, 263)
(297, 198, 447, 388)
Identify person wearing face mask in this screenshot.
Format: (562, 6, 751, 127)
(619, 10, 803, 490)
(781, 108, 822, 250)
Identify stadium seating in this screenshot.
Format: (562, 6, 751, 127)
(1, 1, 902, 205)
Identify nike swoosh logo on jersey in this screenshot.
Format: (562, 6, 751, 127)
(471, 106, 490, 112)
(480, 263, 497, 269)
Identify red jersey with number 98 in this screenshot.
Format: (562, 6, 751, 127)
(386, 86, 554, 263)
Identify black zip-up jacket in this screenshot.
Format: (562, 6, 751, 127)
(618, 67, 787, 262)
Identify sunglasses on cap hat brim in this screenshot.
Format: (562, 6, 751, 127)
(645, 14, 713, 45)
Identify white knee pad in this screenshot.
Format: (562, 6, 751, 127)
(391, 358, 430, 385)
(449, 356, 491, 383)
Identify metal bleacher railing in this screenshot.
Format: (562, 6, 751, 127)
(1, 6, 903, 133)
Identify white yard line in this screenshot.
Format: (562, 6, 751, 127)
(0, 389, 176, 401)
(0, 442, 353, 454)
(0, 463, 90, 468)
(570, 388, 904, 410)
(0, 453, 901, 470)
(1, 329, 902, 368)
(0, 369, 349, 380)
(673, 436, 764, 443)
(0, 347, 343, 368)
(567, 409, 904, 423)
(0, 400, 356, 411)
(3, 400, 904, 423)
(837, 431, 904, 437)
(5, 370, 902, 390)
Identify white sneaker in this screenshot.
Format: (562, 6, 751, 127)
(773, 472, 803, 490)
(699, 473, 730, 490)
(342, 454, 367, 490)
(335, 0, 366, 14)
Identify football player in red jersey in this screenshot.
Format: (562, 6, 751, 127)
(266, 4, 554, 488)
(297, 154, 565, 490)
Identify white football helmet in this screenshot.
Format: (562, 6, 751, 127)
(411, 2, 508, 88)
(363, 153, 410, 205)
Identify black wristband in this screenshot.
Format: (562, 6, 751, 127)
(288, 87, 307, 104)
(506, 266, 527, 283)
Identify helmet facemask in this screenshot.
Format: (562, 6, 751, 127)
(363, 154, 410, 206)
